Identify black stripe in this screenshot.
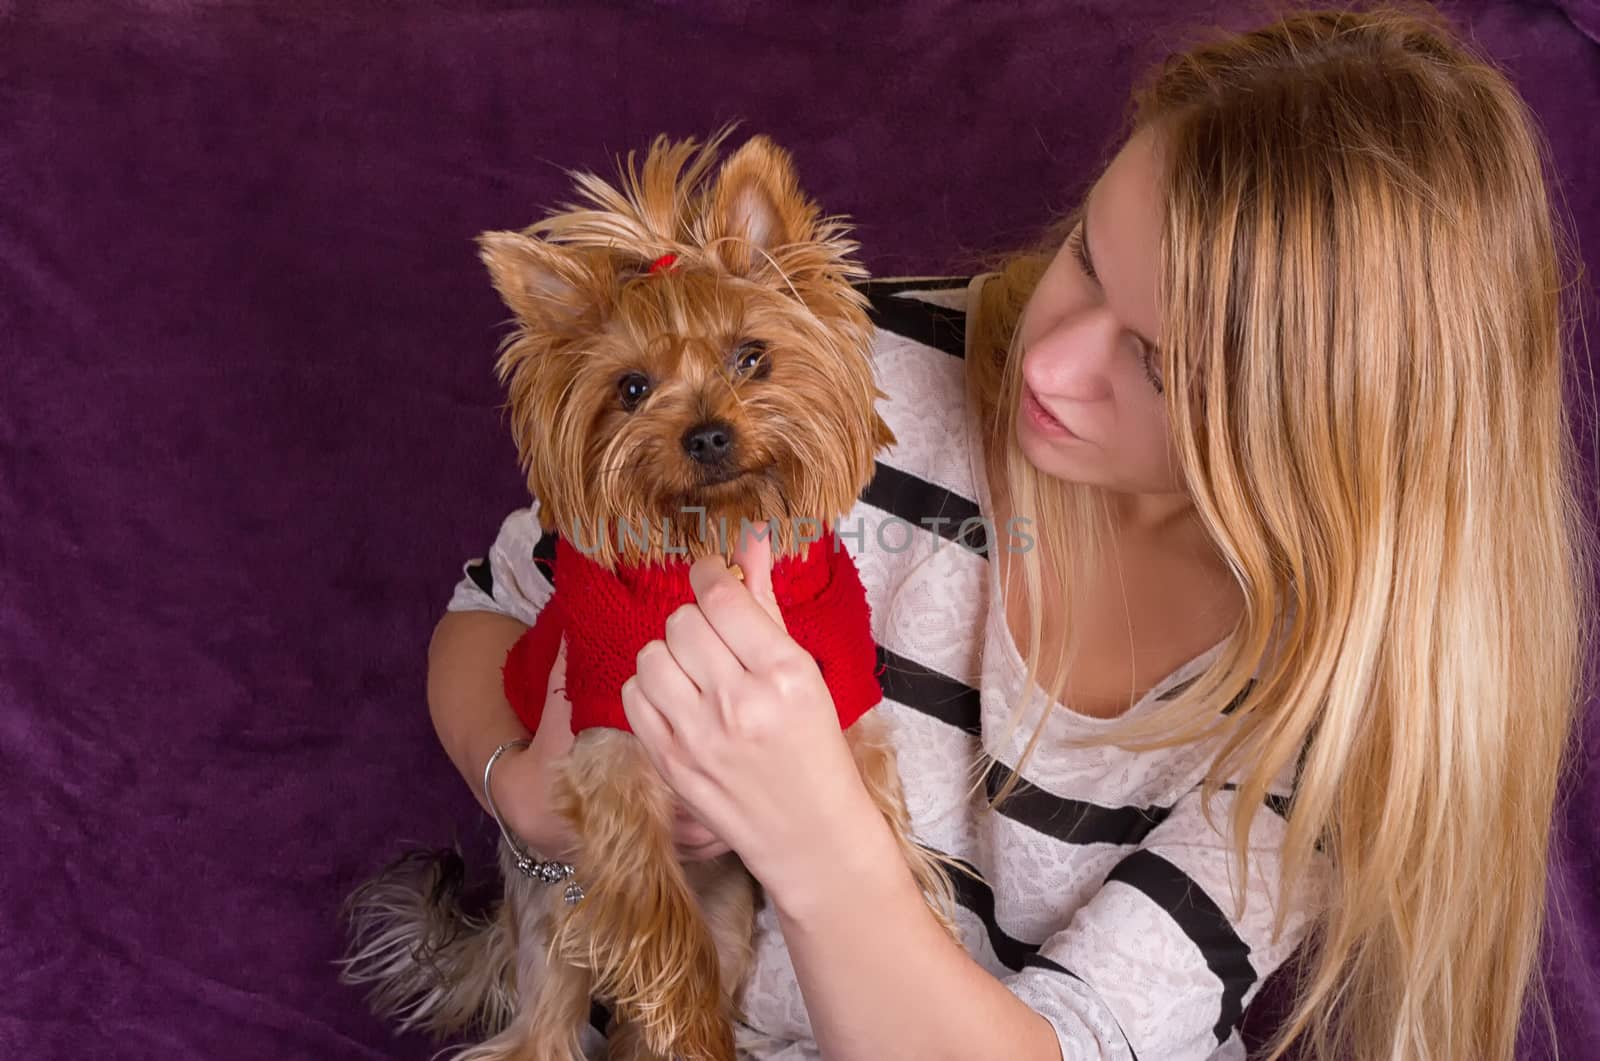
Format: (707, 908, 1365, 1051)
(1156, 676, 1254, 717)
(1021, 956, 1142, 1061)
(876, 645, 981, 736)
(944, 856, 1142, 1060)
(1022, 951, 1070, 976)
(986, 764, 1175, 847)
(1154, 679, 1305, 835)
(531, 530, 559, 587)
(859, 462, 989, 557)
(1104, 850, 1256, 1044)
(1218, 781, 1294, 822)
(943, 855, 1041, 970)
(1155, 675, 1196, 702)
(466, 558, 493, 596)
(1155, 672, 1304, 833)
(861, 286, 968, 358)
(854, 276, 972, 296)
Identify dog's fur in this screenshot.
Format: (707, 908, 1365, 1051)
(340, 127, 958, 1061)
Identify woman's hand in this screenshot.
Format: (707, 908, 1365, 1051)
(671, 803, 733, 862)
(491, 639, 732, 862)
(621, 530, 879, 902)
(487, 640, 578, 859)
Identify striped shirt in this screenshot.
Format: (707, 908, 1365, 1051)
(447, 275, 1316, 1060)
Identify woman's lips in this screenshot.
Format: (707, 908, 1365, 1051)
(1022, 384, 1078, 440)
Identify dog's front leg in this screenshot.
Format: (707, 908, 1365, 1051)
(604, 854, 757, 1061)
(549, 729, 736, 1061)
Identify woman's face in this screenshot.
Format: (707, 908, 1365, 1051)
(1014, 126, 1180, 495)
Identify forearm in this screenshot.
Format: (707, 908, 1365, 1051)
(771, 811, 1063, 1061)
(425, 608, 532, 818)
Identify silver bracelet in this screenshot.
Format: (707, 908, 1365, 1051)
(482, 738, 585, 903)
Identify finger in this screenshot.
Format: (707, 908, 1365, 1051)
(671, 809, 719, 850)
(671, 804, 732, 861)
(687, 551, 790, 674)
(680, 838, 734, 862)
(635, 636, 707, 724)
(530, 638, 574, 756)
(620, 675, 680, 778)
(659, 603, 744, 694)
(731, 524, 784, 629)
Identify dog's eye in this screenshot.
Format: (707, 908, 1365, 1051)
(733, 341, 769, 378)
(617, 372, 652, 411)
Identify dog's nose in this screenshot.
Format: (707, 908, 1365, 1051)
(682, 421, 735, 464)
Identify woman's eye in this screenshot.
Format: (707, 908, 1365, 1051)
(617, 372, 652, 411)
(1135, 338, 1164, 395)
(1068, 223, 1097, 282)
(733, 340, 769, 378)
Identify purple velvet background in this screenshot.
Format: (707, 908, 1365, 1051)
(3, 1, 1596, 1057)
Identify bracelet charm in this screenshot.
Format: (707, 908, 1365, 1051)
(482, 738, 585, 903)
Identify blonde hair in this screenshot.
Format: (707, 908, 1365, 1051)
(967, 5, 1593, 1059)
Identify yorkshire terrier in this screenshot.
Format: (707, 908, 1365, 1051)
(339, 127, 957, 1061)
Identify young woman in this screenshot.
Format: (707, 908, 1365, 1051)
(429, 6, 1588, 1059)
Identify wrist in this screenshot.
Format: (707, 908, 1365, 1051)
(765, 791, 915, 928)
(485, 740, 560, 854)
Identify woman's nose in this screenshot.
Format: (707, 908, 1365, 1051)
(1021, 314, 1118, 402)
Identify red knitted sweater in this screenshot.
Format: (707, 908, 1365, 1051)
(500, 529, 883, 735)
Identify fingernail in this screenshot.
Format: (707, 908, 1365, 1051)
(727, 563, 745, 583)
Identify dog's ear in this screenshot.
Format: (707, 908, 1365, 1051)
(703, 135, 812, 279)
(477, 231, 611, 331)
